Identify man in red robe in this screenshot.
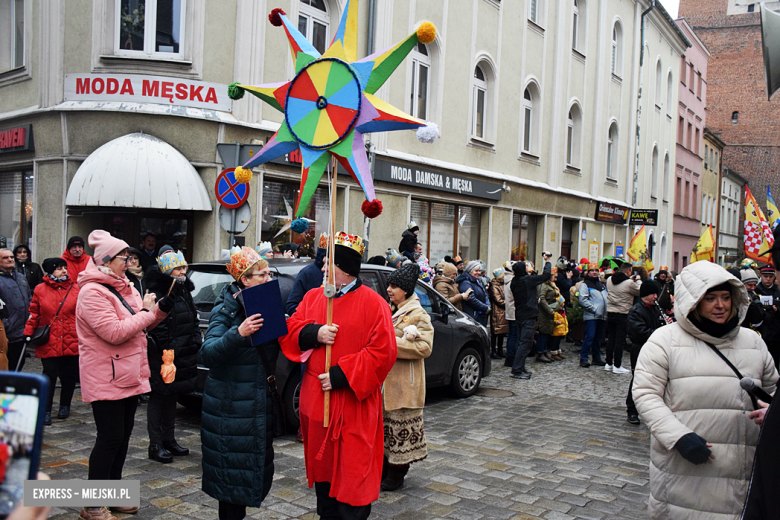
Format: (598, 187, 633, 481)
(280, 231, 396, 520)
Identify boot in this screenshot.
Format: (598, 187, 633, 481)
(44, 411, 52, 426)
(550, 351, 563, 361)
(498, 345, 506, 358)
(490, 346, 500, 360)
(148, 444, 173, 463)
(163, 440, 189, 456)
(57, 405, 70, 419)
(535, 353, 552, 363)
(79, 507, 119, 520)
(380, 463, 409, 492)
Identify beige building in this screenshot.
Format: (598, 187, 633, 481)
(0, 0, 688, 270)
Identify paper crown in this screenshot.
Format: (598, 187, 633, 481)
(334, 231, 364, 257)
(493, 268, 504, 278)
(256, 241, 273, 258)
(318, 233, 329, 250)
(659, 265, 669, 271)
(503, 260, 514, 272)
(587, 262, 599, 270)
(157, 251, 187, 272)
(227, 246, 264, 281)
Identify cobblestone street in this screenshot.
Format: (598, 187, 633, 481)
(32, 345, 651, 520)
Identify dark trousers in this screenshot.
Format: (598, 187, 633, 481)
(8, 341, 24, 371)
(605, 313, 628, 367)
(580, 320, 605, 362)
(147, 391, 178, 445)
(626, 343, 642, 416)
(218, 501, 246, 520)
(315, 482, 371, 520)
(40, 355, 79, 412)
(88, 396, 138, 480)
(511, 319, 537, 374)
(505, 321, 518, 365)
(491, 333, 505, 352)
(537, 334, 562, 354)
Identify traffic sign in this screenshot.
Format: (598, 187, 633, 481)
(215, 168, 250, 209)
(219, 202, 251, 234)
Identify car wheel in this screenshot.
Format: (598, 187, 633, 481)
(282, 370, 301, 432)
(450, 347, 482, 398)
(176, 394, 202, 410)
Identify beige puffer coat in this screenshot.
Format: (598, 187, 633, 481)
(633, 261, 779, 520)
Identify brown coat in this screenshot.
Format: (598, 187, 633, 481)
(432, 274, 464, 311)
(488, 277, 509, 335)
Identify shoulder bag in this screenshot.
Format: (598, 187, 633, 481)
(253, 339, 287, 437)
(100, 284, 158, 353)
(704, 341, 760, 411)
(28, 283, 74, 348)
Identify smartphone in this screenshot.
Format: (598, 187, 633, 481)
(0, 372, 48, 517)
(633, 271, 637, 276)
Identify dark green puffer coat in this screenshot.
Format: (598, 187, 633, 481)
(200, 282, 278, 507)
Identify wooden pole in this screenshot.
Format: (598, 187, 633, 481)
(324, 156, 337, 427)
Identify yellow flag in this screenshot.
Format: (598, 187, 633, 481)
(627, 224, 654, 271)
(744, 186, 775, 266)
(691, 225, 715, 263)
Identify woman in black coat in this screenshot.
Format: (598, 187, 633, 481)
(145, 252, 200, 463)
(13, 244, 43, 290)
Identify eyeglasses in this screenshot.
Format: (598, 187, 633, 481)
(114, 255, 133, 265)
(247, 271, 272, 280)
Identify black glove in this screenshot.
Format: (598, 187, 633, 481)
(157, 296, 175, 313)
(674, 432, 712, 465)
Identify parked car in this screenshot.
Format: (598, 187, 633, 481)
(186, 258, 491, 432)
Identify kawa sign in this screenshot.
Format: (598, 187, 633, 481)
(64, 74, 231, 112)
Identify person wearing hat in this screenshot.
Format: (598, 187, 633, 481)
(200, 246, 280, 520)
(280, 231, 397, 518)
(23, 258, 79, 425)
(13, 244, 43, 291)
(488, 268, 509, 359)
(385, 248, 406, 269)
(432, 262, 470, 311)
(62, 236, 92, 281)
(625, 280, 668, 425)
(578, 262, 608, 368)
(382, 262, 434, 491)
(741, 268, 765, 332)
(0, 247, 30, 372)
(456, 260, 491, 327)
(605, 262, 642, 374)
(399, 222, 420, 259)
(654, 267, 675, 312)
(453, 256, 465, 275)
(755, 265, 780, 367)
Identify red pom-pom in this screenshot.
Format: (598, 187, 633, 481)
(362, 199, 383, 219)
(269, 8, 286, 26)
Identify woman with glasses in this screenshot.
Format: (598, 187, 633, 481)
(75, 231, 174, 520)
(200, 247, 279, 520)
(124, 248, 146, 297)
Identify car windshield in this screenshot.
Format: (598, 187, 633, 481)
(189, 269, 236, 310)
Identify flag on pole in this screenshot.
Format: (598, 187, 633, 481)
(627, 224, 654, 271)
(691, 224, 715, 263)
(744, 186, 775, 266)
(767, 186, 780, 230)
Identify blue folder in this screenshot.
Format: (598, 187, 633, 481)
(241, 280, 289, 345)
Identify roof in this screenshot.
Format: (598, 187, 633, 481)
(652, 0, 692, 49)
(65, 132, 213, 211)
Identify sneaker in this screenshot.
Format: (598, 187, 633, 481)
(510, 371, 532, 380)
(613, 366, 630, 374)
(627, 414, 641, 425)
(604, 364, 614, 372)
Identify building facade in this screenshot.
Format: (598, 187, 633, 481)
(719, 168, 746, 265)
(702, 127, 724, 260)
(0, 0, 688, 270)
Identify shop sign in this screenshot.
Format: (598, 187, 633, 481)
(0, 124, 33, 154)
(629, 209, 658, 226)
(64, 74, 231, 111)
(373, 158, 503, 201)
(594, 202, 630, 224)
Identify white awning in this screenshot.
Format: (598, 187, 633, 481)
(66, 132, 213, 211)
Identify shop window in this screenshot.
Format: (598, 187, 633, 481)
(298, 0, 329, 54)
(103, 212, 194, 261)
(0, 171, 32, 250)
(611, 22, 622, 77)
(412, 200, 482, 265)
(606, 122, 618, 180)
(410, 41, 430, 121)
(0, 0, 24, 73)
(410, 199, 431, 255)
(261, 179, 330, 256)
(651, 145, 658, 199)
(511, 212, 538, 261)
(116, 0, 186, 59)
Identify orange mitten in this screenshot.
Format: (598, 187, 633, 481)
(161, 349, 176, 384)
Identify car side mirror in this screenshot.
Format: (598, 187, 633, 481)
(440, 304, 450, 324)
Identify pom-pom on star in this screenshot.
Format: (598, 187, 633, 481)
(230, 0, 437, 220)
(234, 166, 252, 184)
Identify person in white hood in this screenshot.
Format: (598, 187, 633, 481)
(632, 261, 779, 519)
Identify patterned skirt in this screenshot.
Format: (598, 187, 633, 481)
(383, 408, 428, 465)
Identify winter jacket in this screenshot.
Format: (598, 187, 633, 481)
(138, 249, 159, 272)
(285, 248, 325, 316)
(503, 271, 515, 321)
(511, 262, 552, 322)
(75, 260, 167, 403)
(384, 295, 433, 411)
(432, 275, 464, 311)
(578, 278, 608, 321)
(201, 282, 277, 507)
(606, 273, 641, 314)
(145, 269, 200, 396)
(632, 261, 779, 520)
(556, 272, 573, 307)
(488, 277, 508, 335)
(457, 272, 491, 326)
(62, 249, 92, 281)
(14, 260, 43, 291)
(23, 276, 79, 358)
(627, 301, 667, 347)
(0, 269, 31, 342)
(398, 230, 418, 257)
(537, 281, 562, 335)
(755, 281, 780, 354)
(655, 275, 675, 311)
(125, 269, 145, 298)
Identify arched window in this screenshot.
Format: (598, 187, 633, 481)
(663, 152, 670, 201)
(611, 22, 622, 77)
(666, 71, 673, 115)
(572, 0, 579, 50)
(566, 104, 582, 168)
(651, 145, 659, 198)
(410, 42, 430, 120)
(472, 65, 487, 139)
(521, 82, 541, 155)
(655, 60, 663, 106)
(298, 0, 329, 54)
(606, 122, 618, 179)
(732, 111, 739, 124)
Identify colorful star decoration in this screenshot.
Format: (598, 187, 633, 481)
(229, 0, 438, 221)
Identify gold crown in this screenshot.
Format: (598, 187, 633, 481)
(334, 231, 364, 257)
(226, 246, 263, 281)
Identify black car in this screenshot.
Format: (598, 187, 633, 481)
(186, 258, 491, 431)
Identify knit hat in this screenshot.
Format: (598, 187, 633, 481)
(67, 236, 85, 250)
(443, 262, 458, 277)
(386, 248, 404, 269)
(640, 281, 659, 298)
(88, 230, 129, 266)
(42, 257, 67, 275)
(726, 267, 741, 279)
(158, 244, 174, 256)
(741, 269, 759, 284)
(387, 262, 420, 297)
(464, 260, 481, 274)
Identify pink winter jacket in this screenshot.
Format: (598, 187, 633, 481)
(76, 260, 166, 403)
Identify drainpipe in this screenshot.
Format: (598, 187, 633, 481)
(367, 0, 376, 56)
(633, 0, 656, 207)
(362, 0, 377, 260)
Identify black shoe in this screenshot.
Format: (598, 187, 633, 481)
(138, 393, 150, 404)
(57, 406, 70, 419)
(510, 371, 532, 380)
(580, 361, 590, 368)
(575, 340, 583, 346)
(44, 412, 52, 426)
(490, 352, 501, 359)
(162, 440, 189, 456)
(504, 358, 514, 367)
(566, 336, 574, 344)
(498, 350, 506, 359)
(380, 463, 409, 492)
(627, 414, 640, 425)
(591, 359, 607, 366)
(148, 445, 173, 463)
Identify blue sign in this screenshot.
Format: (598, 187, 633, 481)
(615, 245, 624, 258)
(215, 168, 249, 209)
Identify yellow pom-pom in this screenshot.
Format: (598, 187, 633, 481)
(417, 22, 436, 45)
(234, 166, 252, 184)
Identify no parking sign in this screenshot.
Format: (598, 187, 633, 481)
(215, 168, 250, 209)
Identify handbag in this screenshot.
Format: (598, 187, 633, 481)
(253, 339, 287, 437)
(28, 283, 74, 348)
(552, 311, 569, 337)
(100, 284, 158, 353)
(704, 341, 760, 410)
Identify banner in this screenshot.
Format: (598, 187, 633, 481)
(767, 186, 780, 230)
(629, 209, 658, 226)
(626, 225, 654, 271)
(594, 202, 630, 224)
(744, 186, 775, 266)
(691, 225, 715, 263)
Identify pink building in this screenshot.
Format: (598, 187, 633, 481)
(673, 19, 710, 272)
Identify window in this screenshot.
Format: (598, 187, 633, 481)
(680, 58, 686, 86)
(529, 0, 543, 24)
(663, 153, 670, 201)
(676, 177, 682, 214)
(655, 60, 663, 106)
(689, 63, 695, 91)
(511, 213, 538, 261)
(412, 200, 483, 264)
(566, 104, 582, 168)
(732, 111, 739, 124)
(687, 122, 693, 149)
(472, 65, 487, 139)
(0, 0, 24, 73)
(611, 23, 622, 76)
(298, 0, 329, 54)
(694, 128, 700, 154)
(701, 195, 707, 224)
(0, 171, 33, 250)
(678, 117, 685, 145)
(714, 151, 719, 170)
(748, 3, 755, 12)
(606, 122, 618, 179)
(685, 180, 690, 216)
(666, 72, 674, 115)
(693, 184, 698, 219)
(704, 144, 709, 169)
(116, 0, 186, 59)
(651, 146, 659, 198)
(521, 84, 541, 155)
(572, 0, 579, 49)
(409, 42, 430, 120)
(697, 73, 703, 98)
